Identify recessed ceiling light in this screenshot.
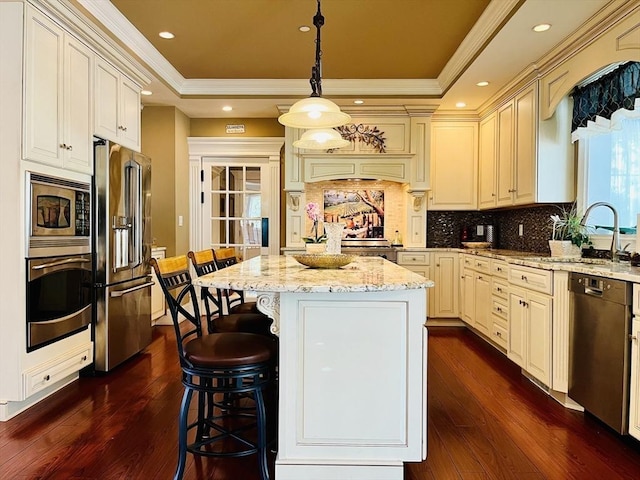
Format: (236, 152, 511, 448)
(299, 25, 310, 32)
(140, 90, 152, 96)
(456, 102, 466, 108)
(476, 81, 489, 87)
(159, 31, 175, 39)
(354, 100, 364, 104)
(533, 23, 551, 33)
(222, 106, 233, 112)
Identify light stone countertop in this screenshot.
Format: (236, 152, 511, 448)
(192, 254, 434, 293)
(446, 247, 640, 283)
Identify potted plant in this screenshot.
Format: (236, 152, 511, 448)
(549, 204, 591, 257)
(303, 202, 327, 253)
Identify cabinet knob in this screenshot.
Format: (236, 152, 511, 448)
(436, 264, 440, 267)
(82, 355, 88, 361)
(59, 143, 67, 149)
(521, 275, 527, 281)
(630, 334, 638, 341)
(44, 374, 50, 382)
(496, 331, 502, 337)
(67, 145, 73, 151)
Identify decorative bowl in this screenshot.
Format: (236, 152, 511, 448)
(293, 253, 356, 269)
(461, 241, 492, 249)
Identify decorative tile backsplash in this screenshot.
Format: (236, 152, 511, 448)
(427, 204, 573, 253)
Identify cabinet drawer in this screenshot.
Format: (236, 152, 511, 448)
(461, 255, 490, 273)
(491, 260, 508, 279)
(509, 265, 553, 295)
(491, 297, 509, 320)
(397, 251, 430, 265)
(23, 344, 93, 397)
(492, 278, 509, 300)
(491, 318, 508, 349)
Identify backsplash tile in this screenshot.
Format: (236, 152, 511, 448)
(427, 204, 573, 253)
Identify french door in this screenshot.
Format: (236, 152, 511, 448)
(199, 159, 274, 260)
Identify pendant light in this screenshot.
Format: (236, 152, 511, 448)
(278, 0, 351, 129)
(292, 128, 350, 149)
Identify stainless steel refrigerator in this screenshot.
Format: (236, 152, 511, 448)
(93, 139, 153, 372)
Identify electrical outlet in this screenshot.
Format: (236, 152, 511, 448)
(518, 224, 524, 236)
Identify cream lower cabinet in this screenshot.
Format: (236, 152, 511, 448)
(397, 252, 432, 317)
(489, 260, 509, 349)
(630, 313, 640, 440)
(151, 247, 167, 324)
(431, 252, 459, 318)
(508, 286, 552, 386)
(459, 255, 491, 334)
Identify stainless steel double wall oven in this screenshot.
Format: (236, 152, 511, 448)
(26, 173, 92, 352)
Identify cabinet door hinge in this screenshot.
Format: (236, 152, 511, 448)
(201, 192, 204, 204)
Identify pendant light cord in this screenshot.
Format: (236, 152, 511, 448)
(310, 0, 324, 97)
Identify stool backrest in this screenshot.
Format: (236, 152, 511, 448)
(212, 247, 246, 309)
(150, 255, 202, 368)
(187, 249, 226, 332)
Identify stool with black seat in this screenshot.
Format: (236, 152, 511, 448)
(213, 247, 262, 315)
(151, 255, 277, 480)
(187, 249, 272, 335)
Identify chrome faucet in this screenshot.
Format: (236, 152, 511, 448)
(580, 202, 622, 262)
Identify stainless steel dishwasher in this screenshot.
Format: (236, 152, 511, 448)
(569, 273, 632, 434)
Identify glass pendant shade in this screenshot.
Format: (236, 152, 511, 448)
(279, 97, 351, 129)
(292, 128, 350, 150)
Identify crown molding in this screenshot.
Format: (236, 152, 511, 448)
(77, 0, 183, 90)
(438, 0, 521, 90)
(180, 78, 441, 97)
(35, 0, 151, 86)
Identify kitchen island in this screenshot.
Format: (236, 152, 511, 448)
(192, 255, 433, 480)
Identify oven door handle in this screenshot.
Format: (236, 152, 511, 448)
(31, 258, 91, 270)
(110, 281, 154, 298)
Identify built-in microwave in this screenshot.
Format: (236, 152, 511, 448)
(27, 172, 91, 257)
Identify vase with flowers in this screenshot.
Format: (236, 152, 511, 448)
(549, 204, 591, 257)
(303, 202, 327, 253)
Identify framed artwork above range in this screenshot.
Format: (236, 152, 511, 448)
(323, 189, 385, 239)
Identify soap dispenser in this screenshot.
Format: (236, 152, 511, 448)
(392, 230, 403, 246)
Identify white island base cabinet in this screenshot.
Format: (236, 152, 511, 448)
(274, 289, 427, 480)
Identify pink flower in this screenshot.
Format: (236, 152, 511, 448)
(305, 202, 320, 222)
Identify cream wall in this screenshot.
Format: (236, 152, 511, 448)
(141, 106, 190, 257)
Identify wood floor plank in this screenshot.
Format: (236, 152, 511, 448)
(2, 325, 640, 479)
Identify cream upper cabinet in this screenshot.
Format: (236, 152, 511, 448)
(493, 82, 573, 208)
(94, 58, 141, 152)
(497, 86, 535, 207)
(23, 6, 93, 174)
(429, 121, 478, 210)
(478, 113, 497, 209)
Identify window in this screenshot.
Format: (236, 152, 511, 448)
(579, 117, 640, 230)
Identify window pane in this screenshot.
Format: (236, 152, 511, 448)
(229, 193, 244, 218)
(246, 167, 261, 191)
(229, 167, 244, 191)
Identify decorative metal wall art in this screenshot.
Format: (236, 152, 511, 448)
(331, 124, 387, 153)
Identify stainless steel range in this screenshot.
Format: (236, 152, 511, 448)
(340, 239, 398, 263)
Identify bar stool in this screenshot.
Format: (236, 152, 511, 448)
(151, 255, 276, 480)
(187, 249, 272, 336)
(213, 247, 261, 315)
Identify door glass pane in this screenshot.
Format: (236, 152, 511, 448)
(246, 167, 261, 191)
(210, 167, 225, 191)
(229, 167, 244, 191)
(229, 193, 244, 218)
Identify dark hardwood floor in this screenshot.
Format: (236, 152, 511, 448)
(2, 325, 640, 480)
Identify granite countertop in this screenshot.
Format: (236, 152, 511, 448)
(455, 248, 640, 283)
(192, 255, 434, 293)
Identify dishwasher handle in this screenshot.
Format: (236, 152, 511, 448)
(584, 286, 604, 297)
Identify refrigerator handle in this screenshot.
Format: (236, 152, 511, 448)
(110, 281, 154, 297)
(125, 160, 143, 268)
